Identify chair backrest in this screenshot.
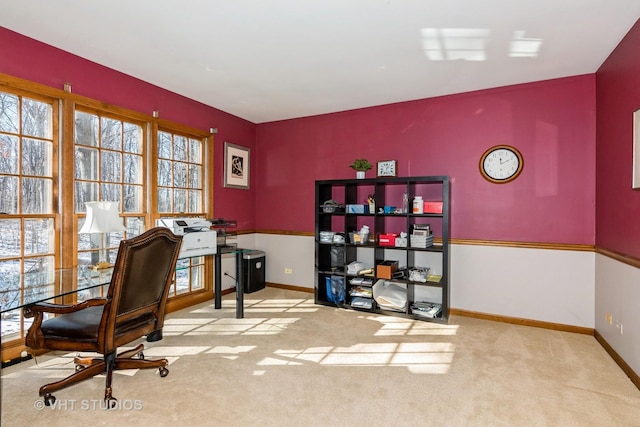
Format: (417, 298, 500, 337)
(99, 227, 182, 351)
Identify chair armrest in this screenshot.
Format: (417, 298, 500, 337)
(23, 298, 108, 318)
(25, 298, 109, 350)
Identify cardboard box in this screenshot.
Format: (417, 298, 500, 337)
(376, 260, 399, 279)
(378, 233, 397, 247)
(423, 201, 443, 214)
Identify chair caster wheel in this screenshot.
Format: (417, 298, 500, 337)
(44, 394, 56, 406)
(159, 366, 169, 377)
(105, 397, 118, 409)
(138, 352, 145, 360)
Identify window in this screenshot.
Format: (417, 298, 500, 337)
(157, 130, 203, 214)
(74, 109, 146, 266)
(0, 89, 57, 341)
(0, 76, 213, 358)
(156, 129, 206, 296)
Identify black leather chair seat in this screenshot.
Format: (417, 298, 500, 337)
(40, 306, 104, 342)
(40, 306, 157, 342)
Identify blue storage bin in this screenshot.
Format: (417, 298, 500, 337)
(325, 275, 345, 303)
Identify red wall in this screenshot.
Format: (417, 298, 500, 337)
(596, 19, 640, 258)
(0, 27, 257, 230)
(256, 76, 596, 244)
(1, 26, 600, 245)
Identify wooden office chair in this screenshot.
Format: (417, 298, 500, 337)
(24, 227, 182, 407)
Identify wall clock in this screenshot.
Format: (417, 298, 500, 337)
(377, 160, 397, 177)
(479, 145, 524, 183)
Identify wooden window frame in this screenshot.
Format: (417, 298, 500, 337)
(152, 122, 214, 303)
(0, 73, 216, 360)
(0, 84, 60, 355)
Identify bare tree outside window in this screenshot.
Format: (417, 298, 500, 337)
(74, 110, 144, 266)
(156, 129, 206, 295)
(157, 131, 203, 215)
(74, 111, 143, 213)
(0, 90, 55, 339)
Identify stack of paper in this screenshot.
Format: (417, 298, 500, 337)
(351, 297, 373, 309)
(346, 261, 366, 275)
(349, 286, 373, 298)
(411, 301, 442, 318)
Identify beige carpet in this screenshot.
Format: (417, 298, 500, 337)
(2, 287, 640, 426)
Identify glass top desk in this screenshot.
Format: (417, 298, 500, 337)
(1, 248, 252, 318)
(0, 246, 250, 363)
(0, 267, 112, 316)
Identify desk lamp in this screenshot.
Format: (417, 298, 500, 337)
(79, 201, 125, 269)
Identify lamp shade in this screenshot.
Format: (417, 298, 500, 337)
(79, 201, 126, 234)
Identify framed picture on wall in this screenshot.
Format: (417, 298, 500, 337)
(633, 109, 640, 189)
(224, 142, 250, 189)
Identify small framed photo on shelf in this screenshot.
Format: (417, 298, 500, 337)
(224, 142, 250, 189)
(377, 160, 397, 177)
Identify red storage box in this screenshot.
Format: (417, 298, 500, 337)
(378, 233, 397, 246)
(423, 201, 443, 214)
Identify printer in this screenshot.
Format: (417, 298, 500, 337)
(156, 218, 217, 258)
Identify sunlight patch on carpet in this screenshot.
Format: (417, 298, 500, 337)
(364, 315, 460, 336)
(207, 345, 256, 354)
(259, 341, 455, 373)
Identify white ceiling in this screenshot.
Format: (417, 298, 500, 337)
(1, 1, 639, 124)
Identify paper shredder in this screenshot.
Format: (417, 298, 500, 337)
(243, 250, 266, 293)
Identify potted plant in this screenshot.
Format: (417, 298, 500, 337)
(349, 159, 372, 179)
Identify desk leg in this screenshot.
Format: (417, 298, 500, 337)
(236, 251, 244, 319)
(214, 252, 222, 309)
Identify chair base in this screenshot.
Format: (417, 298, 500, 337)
(39, 343, 169, 405)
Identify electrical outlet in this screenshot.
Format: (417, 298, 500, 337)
(284, 268, 293, 274)
(616, 321, 623, 334)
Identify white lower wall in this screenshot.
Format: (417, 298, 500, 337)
(253, 233, 596, 328)
(595, 254, 640, 375)
(254, 234, 315, 288)
(451, 244, 595, 328)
